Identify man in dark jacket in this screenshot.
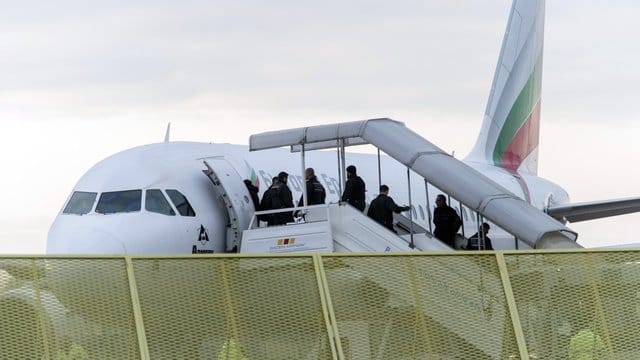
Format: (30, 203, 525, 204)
(466, 222, 493, 250)
(258, 177, 279, 225)
(367, 185, 410, 233)
(297, 168, 326, 207)
(341, 165, 366, 211)
(433, 194, 461, 248)
(270, 171, 294, 225)
(243, 179, 260, 211)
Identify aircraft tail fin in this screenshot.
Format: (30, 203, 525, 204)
(465, 0, 545, 175)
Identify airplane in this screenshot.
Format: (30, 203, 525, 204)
(3, 1, 639, 358)
(46, 2, 640, 254)
(45, 0, 640, 256)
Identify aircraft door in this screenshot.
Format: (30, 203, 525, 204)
(202, 159, 254, 251)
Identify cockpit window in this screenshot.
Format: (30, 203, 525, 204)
(96, 190, 142, 214)
(63, 191, 97, 215)
(166, 189, 196, 217)
(145, 189, 175, 216)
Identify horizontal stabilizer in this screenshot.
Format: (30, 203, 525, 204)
(546, 196, 640, 223)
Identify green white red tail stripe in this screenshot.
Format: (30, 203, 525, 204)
(493, 59, 542, 172)
(466, 0, 545, 177)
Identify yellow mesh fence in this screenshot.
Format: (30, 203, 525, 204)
(132, 256, 333, 359)
(321, 254, 519, 359)
(505, 251, 640, 359)
(0, 258, 140, 359)
(0, 250, 638, 359)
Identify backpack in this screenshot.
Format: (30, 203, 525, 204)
(270, 187, 284, 209)
(312, 182, 326, 204)
(258, 186, 283, 222)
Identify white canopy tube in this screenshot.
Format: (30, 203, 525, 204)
(249, 118, 578, 249)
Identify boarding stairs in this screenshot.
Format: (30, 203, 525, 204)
(393, 212, 428, 235)
(248, 118, 580, 249)
(240, 203, 451, 254)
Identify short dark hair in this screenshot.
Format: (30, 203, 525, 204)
(277, 171, 288, 182)
(346, 165, 356, 174)
(379, 185, 389, 193)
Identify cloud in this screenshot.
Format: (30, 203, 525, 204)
(0, 0, 512, 121)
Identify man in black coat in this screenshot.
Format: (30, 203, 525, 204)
(341, 165, 366, 211)
(367, 185, 410, 233)
(466, 222, 494, 250)
(258, 177, 279, 225)
(297, 168, 326, 206)
(270, 171, 294, 225)
(433, 194, 461, 248)
(243, 179, 260, 211)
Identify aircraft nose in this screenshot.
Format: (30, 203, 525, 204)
(47, 224, 127, 255)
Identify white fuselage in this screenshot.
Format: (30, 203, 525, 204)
(47, 141, 570, 254)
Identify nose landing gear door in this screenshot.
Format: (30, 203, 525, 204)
(203, 159, 253, 252)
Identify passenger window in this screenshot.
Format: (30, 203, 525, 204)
(96, 190, 142, 214)
(166, 189, 196, 217)
(63, 191, 97, 215)
(145, 189, 175, 216)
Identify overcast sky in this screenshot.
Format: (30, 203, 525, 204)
(1, 0, 638, 253)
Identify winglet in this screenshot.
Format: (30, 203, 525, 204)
(164, 122, 171, 143)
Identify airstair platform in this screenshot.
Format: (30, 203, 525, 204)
(240, 203, 451, 254)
